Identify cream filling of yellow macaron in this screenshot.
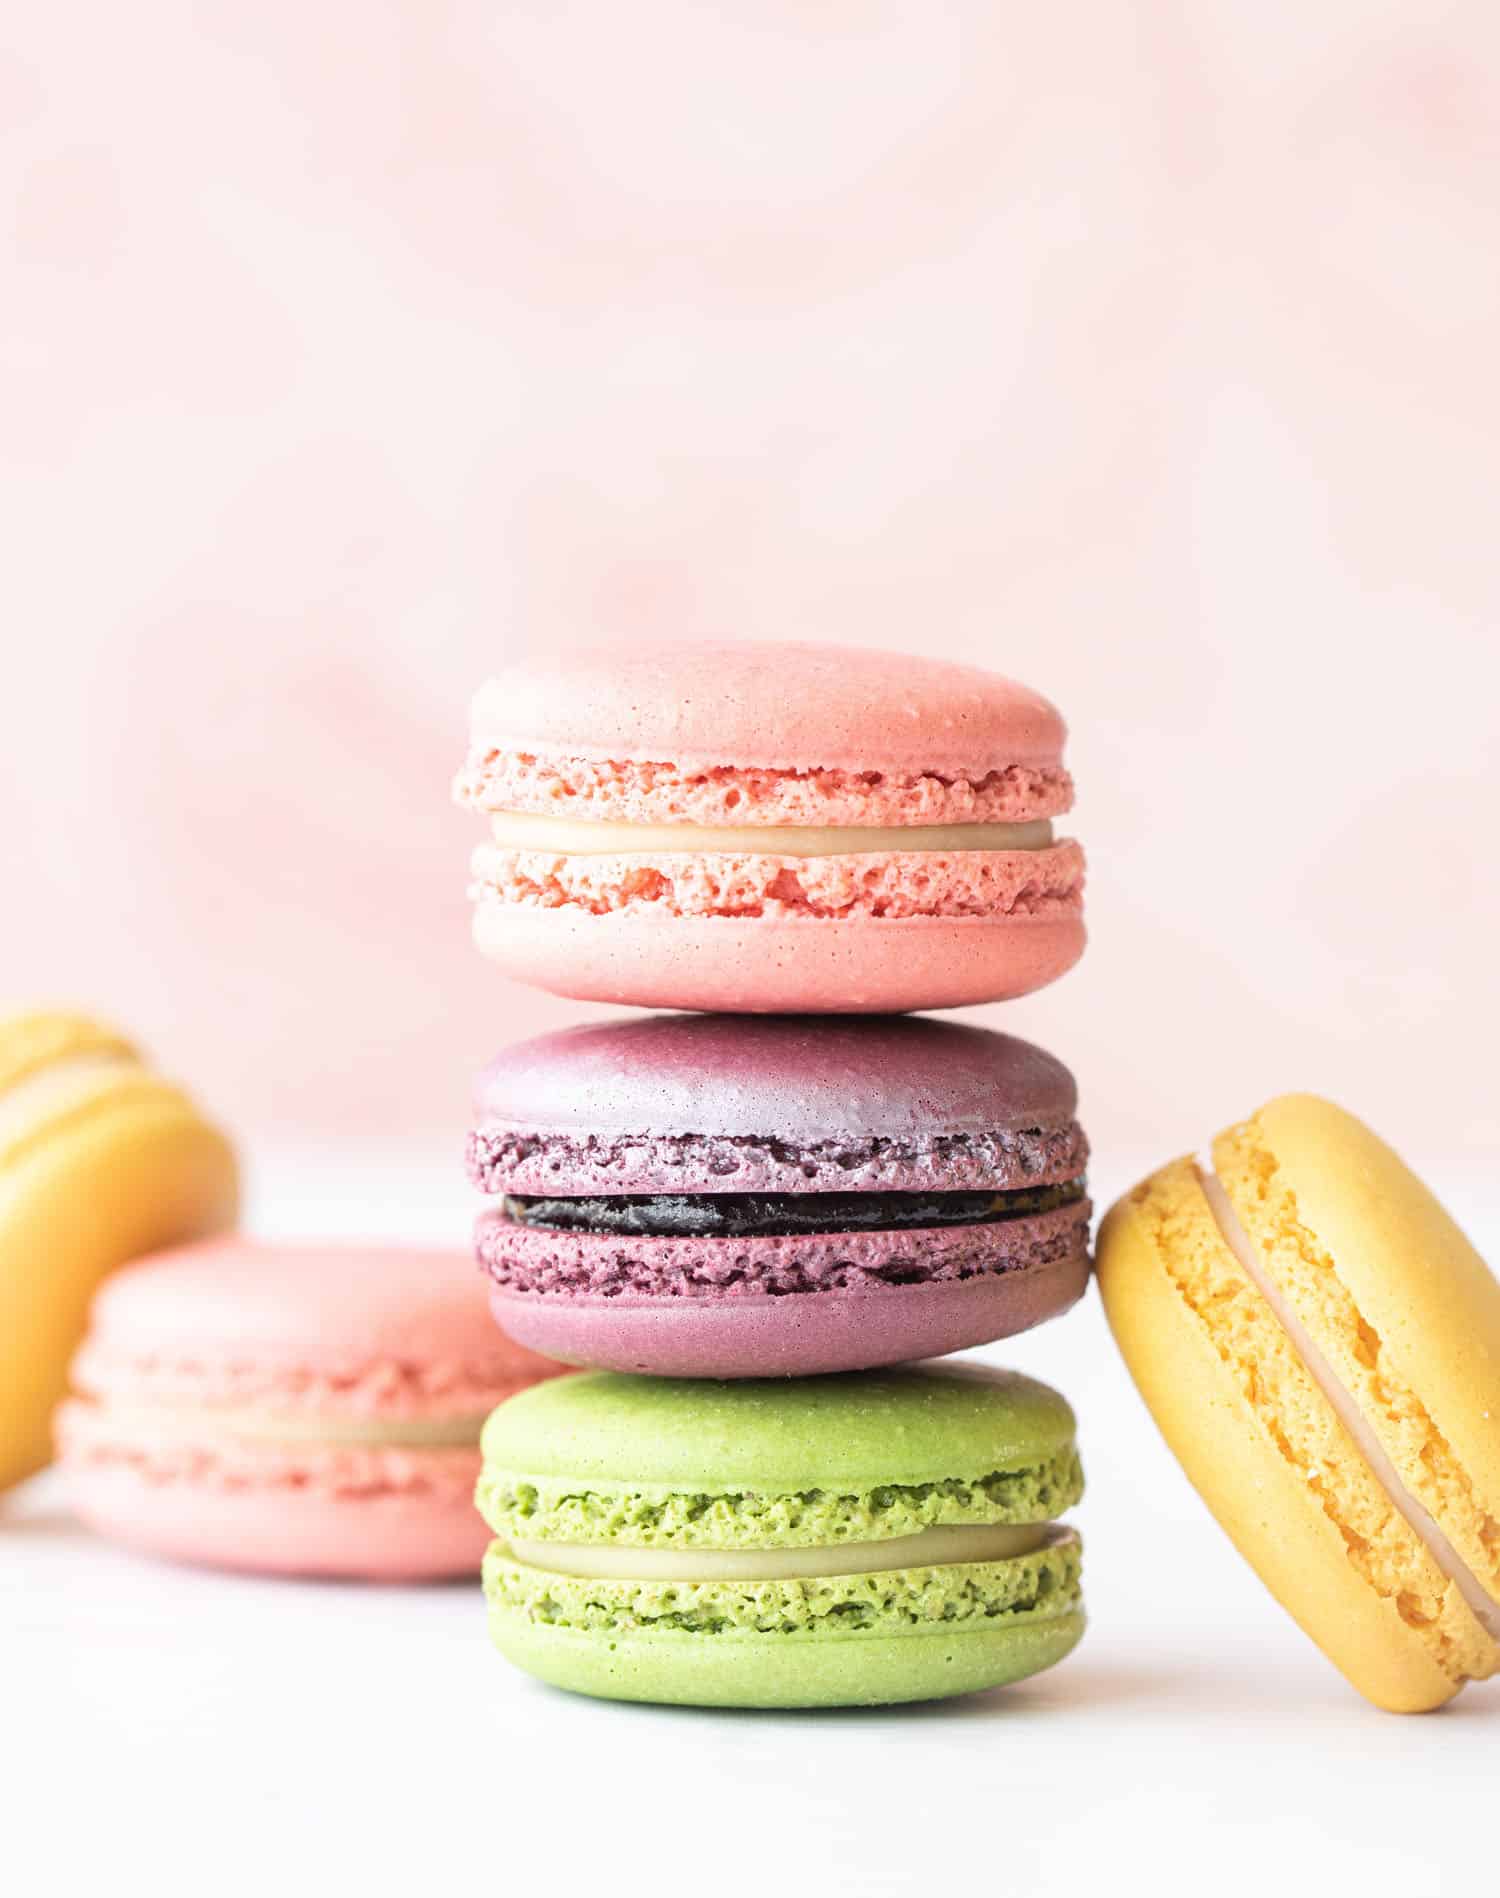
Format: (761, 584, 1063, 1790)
(505, 1520, 1057, 1582)
(78, 1401, 488, 1449)
(488, 812, 1055, 857)
(1199, 1164, 1500, 1642)
(0, 1053, 143, 1149)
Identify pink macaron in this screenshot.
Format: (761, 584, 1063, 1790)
(454, 641, 1085, 1013)
(57, 1240, 568, 1581)
(468, 1013, 1092, 1377)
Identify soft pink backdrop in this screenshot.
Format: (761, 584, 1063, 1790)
(4, 4, 1497, 1177)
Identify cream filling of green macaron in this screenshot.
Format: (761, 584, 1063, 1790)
(487, 812, 1055, 857)
(0, 1053, 142, 1148)
(1199, 1162, 1500, 1642)
(505, 1520, 1058, 1582)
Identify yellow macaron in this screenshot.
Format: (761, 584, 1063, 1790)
(1098, 1093, 1500, 1713)
(0, 1010, 238, 1491)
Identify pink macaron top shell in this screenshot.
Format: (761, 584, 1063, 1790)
(468, 1014, 1085, 1197)
(456, 642, 1073, 827)
(69, 1240, 560, 1420)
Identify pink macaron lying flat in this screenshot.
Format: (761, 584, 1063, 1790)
(57, 1241, 568, 1581)
(468, 1013, 1092, 1377)
(455, 641, 1085, 1013)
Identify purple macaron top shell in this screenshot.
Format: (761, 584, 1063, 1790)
(468, 1014, 1086, 1197)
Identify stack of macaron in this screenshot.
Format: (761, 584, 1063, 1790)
(13, 640, 1497, 1720)
(455, 641, 1095, 1706)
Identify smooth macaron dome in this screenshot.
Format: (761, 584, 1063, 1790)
(469, 1013, 1091, 1378)
(58, 1240, 568, 1580)
(477, 1362, 1085, 1707)
(1098, 1094, 1500, 1713)
(0, 1009, 238, 1492)
(453, 641, 1085, 1013)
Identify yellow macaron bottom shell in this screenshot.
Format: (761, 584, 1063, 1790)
(487, 811, 1056, 857)
(1197, 1167, 1500, 1645)
(1098, 1123, 1500, 1713)
(0, 1066, 238, 1491)
(1214, 1099, 1500, 1618)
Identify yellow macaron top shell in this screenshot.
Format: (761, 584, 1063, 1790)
(1098, 1096, 1500, 1713)
(0, 1010, 139, 1095)
(0, 1010, 239, 1491)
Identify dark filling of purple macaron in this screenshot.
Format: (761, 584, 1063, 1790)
(502, 1180, 1085, 1239)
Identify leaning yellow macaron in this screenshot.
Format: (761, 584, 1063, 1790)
(1098, 1093, 1500, 1714)
(0, 1010, 238, 1491)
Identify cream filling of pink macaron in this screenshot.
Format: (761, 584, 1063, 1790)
(70, 1399, 489, 1449)
(1198, 1163, 1500, 1641)
(487, 812, 1056, 857)
(0, 1052, 142, 1149)
(505, 1520, 1059, 1582)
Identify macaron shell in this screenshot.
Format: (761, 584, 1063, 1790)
(0, 1011, 138, 1092)
(472, 904, 1084, 1013)
(488, 1253, 1089, 1378)
(466, 641, 1068, 779)
(478, 1197, 1089, 1296)
(479, 1361, 1077, 1497)
(1216, 1095, 1500, 1605)
(479, 1194, 1091, 1378)
(486, 1602, 1085, 1708)
(471, 839, 1084, 925)
(472, 1010, 1080, 1144)
(483, 1534, 1083, 1708)
(0, 1091, 237, 1490)
(1097, 1159, 1491, 1712)
(78, 1238, 562, 1389)
(66, 1461, 489, 1581)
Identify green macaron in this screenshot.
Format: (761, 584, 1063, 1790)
(477, 1361, 1085, 1708)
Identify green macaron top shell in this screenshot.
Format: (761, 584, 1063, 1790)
(477, 1362, 1083, 1550)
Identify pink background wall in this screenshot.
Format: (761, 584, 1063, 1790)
(4, 4, 1497, 1176)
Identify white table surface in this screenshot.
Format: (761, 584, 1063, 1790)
(8, 1148, 1496, 1897)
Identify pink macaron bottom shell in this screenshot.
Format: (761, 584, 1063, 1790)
(471, 906, 1085, 1013)
(471, 840, 1084, 925)
(64, 1461, 490, 1581)
(57, 1404, 490, 1580)
(486, 1252, 1090, 1378)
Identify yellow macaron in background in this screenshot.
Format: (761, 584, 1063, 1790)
(0, 1010, 238, 1491)
(1098, 1093, 1500, 1714)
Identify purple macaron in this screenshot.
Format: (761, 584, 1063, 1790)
(467, 1014, 1091, 1378)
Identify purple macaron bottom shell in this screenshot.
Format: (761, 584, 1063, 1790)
(485, 1251, 1090, 1377)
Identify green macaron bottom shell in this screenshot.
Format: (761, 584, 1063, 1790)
(482, 1530, 1083, 1708)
